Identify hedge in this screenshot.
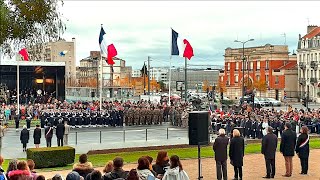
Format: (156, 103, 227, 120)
(26, 146, 75, 168)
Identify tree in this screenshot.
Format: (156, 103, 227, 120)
(158, 81, 166, 91)
(216, 80, 227, 93)
(254, 79, 267, 97)
(202, 80, 209, 92)
(0, 0, 66, 58)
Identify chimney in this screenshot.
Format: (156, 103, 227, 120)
(307, 25, 318, 33)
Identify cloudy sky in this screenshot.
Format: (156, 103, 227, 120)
(32, 1, 320, 69)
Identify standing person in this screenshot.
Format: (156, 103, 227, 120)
(45, 123, 53, 147)
(162, 155, 189, 180)
(56, 120, 65, 147)
(229, 129, 244, 180)
(295, 126, 310, 175)
(33, 125, 41, 148)
(14, 113, 20, 131)
(63, 120, 71, 146)
(213, 129, 229, 180)
(20, 125, 29, 152)
(261, 127, 278, 179)
(280, 123, 297, 177)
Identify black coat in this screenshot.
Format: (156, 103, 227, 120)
(295, 133, 309, 159)
(152, 162, 170, 175)
(56, 123, 65, 139)
(20, 129, 29, 144)
(229, 136, 244, 167)
(33, 128, 41, 144)
(261, 132, 278, 159)
(280, 129, 297, 156)
(45, 126, 53, 139)
(213, 135, 229, 161)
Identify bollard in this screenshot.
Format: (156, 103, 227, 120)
(100, 131, 102, 144)
(123, 130, 125, 142)
(167, 127, 169, 139)
(75, 132, 78, 145)
(146, 129, 148, 141)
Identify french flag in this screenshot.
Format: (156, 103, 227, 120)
(99, 26, 118, 65)
(171, 29, 194, 60)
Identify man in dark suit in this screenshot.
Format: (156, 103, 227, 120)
(213, 128, 229, 180)
(280, 123, 297, 177)
(56, 120, 65, 146)
(261, 127, 278, 179)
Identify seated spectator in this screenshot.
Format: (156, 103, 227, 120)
(8, 160, 33, 180)
(86, 170, 102, 180)
(126, 169, 139, 180)
(36, 175, 46, 180)
(73, 154, 94, 179)
(137, 157, 155, 180)
(0, 156, 6, 180)
(102, 161, 113, 174)
(152, 151, 170, 176)
(27, 159, 37, 179)
(162, 155, 189, 180)
(6, 159, 18, 179)
(103, 157, 128, 180)
(52, 174, 64, 180)
(142, 156, 157, 177)
(66, 171, 82, 180)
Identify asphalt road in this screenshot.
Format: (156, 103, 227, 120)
(0, 124, 189, 158)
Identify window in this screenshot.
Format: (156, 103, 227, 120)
(265, 75, 269, 85)
(256, 75, 260, 81)
(257, 61, 260, 70)
(266, 60, 269, 70)
(275, 76, 279, 84)
(227, 63, 230, 71)
(235, 62, 239, 70)
(235, 75, 238, 83)
(250, 62, 253, 70)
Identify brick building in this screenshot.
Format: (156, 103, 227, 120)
(219, 44, 297, 100)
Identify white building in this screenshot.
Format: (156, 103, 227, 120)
(297, 25, 320, 102)
(132, 67, 168, 82)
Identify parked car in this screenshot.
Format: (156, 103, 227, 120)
(257, 97, 269, 106)
(266, 98, 281, 106)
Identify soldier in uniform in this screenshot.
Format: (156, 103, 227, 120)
(135, 106, 142, 125)
(181, 108, 189, 128)
(146, 106, 153, 125)
(153, 107, 160, 125)
(158, 106, 164, 125)
(127, 106, 134, 126)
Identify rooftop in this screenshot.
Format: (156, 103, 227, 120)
(302, 27, 320, 39)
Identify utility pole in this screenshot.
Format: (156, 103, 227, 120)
(147, 56, 151, 96)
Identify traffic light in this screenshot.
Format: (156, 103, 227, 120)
(302, 98, 307, 107)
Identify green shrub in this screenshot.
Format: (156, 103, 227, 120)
(221, 99, 234, 105)
(27, 146, 75, 168)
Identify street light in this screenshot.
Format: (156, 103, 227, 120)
(247, 50, 256, 89)
(234, 38, 255, 101)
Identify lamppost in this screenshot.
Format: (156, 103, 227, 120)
(234, 39, 254, 100)
(247, 50, 256, 90)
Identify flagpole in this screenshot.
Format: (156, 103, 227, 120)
(17, 58, 20, 117)
(99, 52, 103, 111)
(168, 57, 172, 106)
(184, 57, 187, 102)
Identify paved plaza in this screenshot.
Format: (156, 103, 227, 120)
(1, 124, 188, 158)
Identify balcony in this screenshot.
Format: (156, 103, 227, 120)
(299, 78, 306, 85)
(310, 61, 318, 69)
(310, 77, 318, 84)
(299, 62, 306, 69)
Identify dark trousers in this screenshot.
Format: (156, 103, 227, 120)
(57, 137, 63, 147)
(46, 138, 52, 147)
(300, 158, 308, 174)
(265, 158, 275, 177)
(216, 160, 227, 180)
(22, 143, 27, 150)
(233, 166, 242, 179)
(15, 121, 19, 129)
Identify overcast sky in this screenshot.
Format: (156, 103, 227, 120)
(5, 1, 320, 69)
